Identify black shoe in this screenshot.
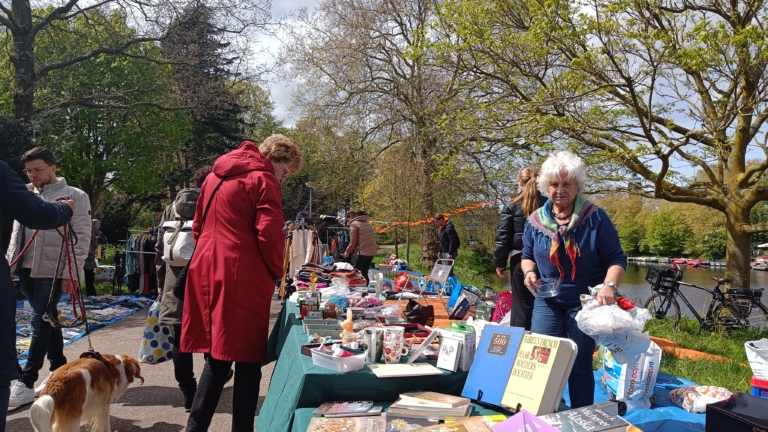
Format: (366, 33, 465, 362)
(225, 368, 234, 384)
(184, 389, 196, 413)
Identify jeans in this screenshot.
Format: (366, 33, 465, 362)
(354, 255, 374, 285)
(172, 324, 196, 395)
(510, 258, 535, 330)
(440, 250, 458, 277)
(1, 381, 10, 432)
(186, 356, 262, 432)
(530, 297, 596, 408)
(84, 269, 96, 296)
(18, 268, 67, 388)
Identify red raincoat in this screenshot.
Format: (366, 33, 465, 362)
(181, 141, 285, 363)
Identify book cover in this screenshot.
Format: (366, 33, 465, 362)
(399, 391, 470, 408)
(312, 401, 374, 416)
(325, 405, 384, 418)
(368, 363, 444, 378)
(538, 406, 642, 432)
(500, 334, 577, 416)
(492, 409, 558, 432)
(461, 326, 527, 406)
(446, 414, 508, 427)
(436, 338, 461, 372)
(413, 417, 494, 431)
(306, 414, 387, 432)
(386, 416, 439, 431)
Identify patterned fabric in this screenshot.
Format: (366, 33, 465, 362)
(138, 296, 174, 364)
(527, 195, 598, 281)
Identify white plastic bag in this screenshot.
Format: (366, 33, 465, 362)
(746, 339, 768, 380)
(600, 342, 662, 409)
(576, 296, 652, 363)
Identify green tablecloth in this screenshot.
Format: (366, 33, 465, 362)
(291, 403, 512, 432)
(257, 301, 470, 432)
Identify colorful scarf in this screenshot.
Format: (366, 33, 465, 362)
(527, 195, 599, 281)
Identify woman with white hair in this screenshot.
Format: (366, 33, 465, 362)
(520, 151, 626, 408)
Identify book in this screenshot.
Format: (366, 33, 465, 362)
(312, 401, 374, 416)
(367, 363, 443, 378)
(500, 334, 577, 416)
(386, 416, 439, 431)
(387, 399, 472, 420)
(398, 391, 471, 408)
(493, 409, 558, 432)
(325, 405, 384, 418)
(412, 417, 493, 431)
(538, 405, 642, 432)
(436, 338, 461, 372)
(461, 326, 527, 406)
(306, 414, 387, 432)
(446, 414, 507, 426)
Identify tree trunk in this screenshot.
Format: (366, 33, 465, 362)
(725, 210, 751, 289)
(419, 135, 440, 268)
(9, 1, 36, 122)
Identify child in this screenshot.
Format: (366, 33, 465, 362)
(322, 249, 334, 265)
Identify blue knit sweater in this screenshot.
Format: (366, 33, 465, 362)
(522, 203, 627, 305)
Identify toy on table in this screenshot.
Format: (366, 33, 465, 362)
(340, 308, 355, 334)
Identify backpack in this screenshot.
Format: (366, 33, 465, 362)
(161, 188, 200, 266)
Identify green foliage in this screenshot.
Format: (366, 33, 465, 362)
(690, 228, 728, 260)
(99, 245, 118, 266)
(464, 245, 496, 275)
(645, 210, 692, 257)
(618, 219, 645, 256)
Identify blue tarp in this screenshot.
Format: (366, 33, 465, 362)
(563, 371, 705, 431)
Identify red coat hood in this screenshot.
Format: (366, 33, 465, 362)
(212, 141, 275, 178)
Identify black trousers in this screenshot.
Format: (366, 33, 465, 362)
(510, 256, 535, 330)
(186, 356, 261, 432)
(172, 324, 196, 394)
(84, 269, 96, 296)
(354, 255, 374, 285)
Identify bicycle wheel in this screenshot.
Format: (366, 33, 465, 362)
(644, 292, 681, 327)
(713, 298, 768, 330)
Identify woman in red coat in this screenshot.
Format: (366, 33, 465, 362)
(182, 136, 303, 432)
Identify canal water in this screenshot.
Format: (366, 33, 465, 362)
(486, 263, 768, 318)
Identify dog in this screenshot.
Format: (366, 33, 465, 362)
(29, 352, 144, 432)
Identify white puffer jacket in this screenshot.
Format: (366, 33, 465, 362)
(6, 178, 91, 281)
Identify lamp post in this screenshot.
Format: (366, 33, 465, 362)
(306, 182, 318, 217)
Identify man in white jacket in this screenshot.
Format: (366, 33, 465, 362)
(5, 147, 91, 406)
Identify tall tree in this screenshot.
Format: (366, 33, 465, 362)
(282, 0, 477, 266)
(0, 0, 269, 122)
(439, 0, 768, 287)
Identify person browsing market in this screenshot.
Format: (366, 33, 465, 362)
(433, 213, 460, 277)
(5, 147, 91, 408)
(520, 151, 626, 409)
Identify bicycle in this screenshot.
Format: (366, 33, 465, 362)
(643, 265, 768, 332)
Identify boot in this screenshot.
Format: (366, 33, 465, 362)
(179, 381, 197, 413)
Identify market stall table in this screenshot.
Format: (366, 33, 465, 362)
(258, 300, 470, 432)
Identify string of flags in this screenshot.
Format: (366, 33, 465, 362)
(370, 196, 510, 234)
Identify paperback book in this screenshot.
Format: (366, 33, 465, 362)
(461, 326, 527, 406)
(538, 405, 642, 432)
(312, 401, 374, 416)
(306, 414, 387, 432)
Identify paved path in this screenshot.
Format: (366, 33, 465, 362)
(6, 298, 283, 431)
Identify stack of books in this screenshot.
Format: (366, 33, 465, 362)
(387, 392, 472, 420)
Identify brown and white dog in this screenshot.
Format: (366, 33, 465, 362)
(29, 353, 144, 432)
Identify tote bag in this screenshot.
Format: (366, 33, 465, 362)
(138, 295, 174, 364)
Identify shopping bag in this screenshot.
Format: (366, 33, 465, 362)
(138, 296, 174, 364)
(599, 342, 662, 409)
(745, 339, 768, 380)
(492, 290, 512, 323)
(402, 299, 435, 326)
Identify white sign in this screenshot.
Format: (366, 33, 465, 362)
(436, 338, 461, 372)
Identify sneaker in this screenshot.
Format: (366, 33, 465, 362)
(34, 372, 52, 397)
(9, 381, 35, 406)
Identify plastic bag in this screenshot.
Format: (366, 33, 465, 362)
(138, 296, 174, 364)
(395, 272, 413, 291)
(746, 339, 768, 380)
(576, 296, 653, 363)
(492, 291, 512, 323)
(669, 386, 732, 413)
(599, 342, 662, 409)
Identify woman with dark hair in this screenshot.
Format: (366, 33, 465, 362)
(493, 166, 547, 329)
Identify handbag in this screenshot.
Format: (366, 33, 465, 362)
(138, 295, 174, 364)
(172, 178, 226, 301)
(402, 299, 435, 326)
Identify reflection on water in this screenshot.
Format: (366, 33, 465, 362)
(486, 264, 768, 319)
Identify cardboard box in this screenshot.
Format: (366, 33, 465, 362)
(475, 304, 494, 321)
(439, 323, 476, 371)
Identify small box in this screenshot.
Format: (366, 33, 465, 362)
(306, 310, 323, 318)
(439, 323, 476, 371)
(706, 392, 768, 432)
(310, 347, 365, 372)
(475, 304, 494, 321)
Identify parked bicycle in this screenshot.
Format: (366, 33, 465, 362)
(643, 265, 768, 331)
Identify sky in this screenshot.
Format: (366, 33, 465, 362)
(260, 0, 319, 126)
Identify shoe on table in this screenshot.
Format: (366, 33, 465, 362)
(35, 372, 52, 397)
(9, 381, 35, 406)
